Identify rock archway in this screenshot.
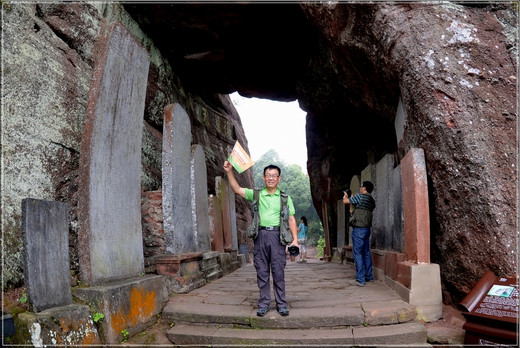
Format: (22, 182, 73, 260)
(2, 2, 516, 306)
(125, 2, 517, 304)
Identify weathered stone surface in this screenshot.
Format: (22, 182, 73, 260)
(21, 199, 72, 312)
(216, 176, 233, 252)
(390, 165, 404, 252)
(162, 104, 194, 254)
(373, 154, 395, 250)
(141, 189, 165, 270)
(401, 148, 430, 263)
(73, 275, 168, 344)
(299, 3, 517, 303)
(2, 2, 254, 292)
(2, 2, 95, 288)
(208, 193, 225, 253)
(190, 144, 211, 252)
(18, 304, 101, 346)
(77, 21, 149, 285)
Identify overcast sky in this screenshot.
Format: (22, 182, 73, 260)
(230, 92, 308, 173)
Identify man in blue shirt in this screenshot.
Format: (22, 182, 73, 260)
(343, 181, 376, 287)
(224, 160, 298, 317)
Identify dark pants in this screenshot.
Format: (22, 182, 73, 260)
(352, 226, 374, 285)
(253, 228, 287, 308)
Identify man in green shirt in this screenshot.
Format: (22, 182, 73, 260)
(224, 161, 298, 317)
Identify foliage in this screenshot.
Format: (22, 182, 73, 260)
(19, 292, 27, 304)
(251, 149, 322, 245)
(93, 312, 104, 322)
(121, 328, 129, 343)
(316, 236, 325, 258)
(307, 220, 324, 246)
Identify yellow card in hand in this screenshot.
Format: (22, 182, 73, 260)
(228, 141, 254, 173)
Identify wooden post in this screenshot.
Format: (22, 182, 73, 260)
(322, 203, 332, 262)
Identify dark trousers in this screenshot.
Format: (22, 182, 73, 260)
(253, 228, 287, 308)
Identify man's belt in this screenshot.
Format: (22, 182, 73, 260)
(259, 226, 280, 231)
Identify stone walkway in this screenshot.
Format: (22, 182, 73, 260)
(125, 259, 439, 346)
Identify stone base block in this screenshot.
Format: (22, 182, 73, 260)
(237, 253, 246, 266)
(231, 260, 241, 272)
(387, 263, 442, 322)
(373, 267, 385, 281)
(202, 251, 223, 282)
(371, 249, 385, 271)
(331, 247, 345, 264)
(166, 275, 207, 294)
(155, 252, 203, 277)
(408, 263, 442, 321)
(343, 245, 354, 263)
(220, 253, 233, 275)
(371, 249, 442, 322)
(228, 249, 238, 261)
(73, 275, 168, 344)
(18, 304, 101, 346)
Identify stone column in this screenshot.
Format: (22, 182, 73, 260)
(391, 166, 404, 252)
(373, 154, 395, 250)
(216, 176, 233, 251)
(401, 148, 430, 263)
(77, 22, 149, 285)
(162, 103, 195, 254)
(190, 144, 211, 252)
(229, 188, 238, 251)
(208, 193, 225, 253)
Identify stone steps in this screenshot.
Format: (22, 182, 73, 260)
(166, 321, 428, 346)
(162, 292, 428, 346)
(161, 262, 429, 346)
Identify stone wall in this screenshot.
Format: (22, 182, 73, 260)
(141, 190, 165, 270)
(301, 3, 517, 303)
(2, 2, 253, 290)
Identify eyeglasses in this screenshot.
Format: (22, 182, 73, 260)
(264, 174, 279, 179)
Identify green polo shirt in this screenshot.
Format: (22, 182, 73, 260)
(245, 188, 296, 227)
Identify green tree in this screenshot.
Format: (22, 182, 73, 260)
(251, 150, 322, 245)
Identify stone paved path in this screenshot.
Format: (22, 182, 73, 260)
(126, 259, 432, 346)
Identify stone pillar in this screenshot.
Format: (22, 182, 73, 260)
(401, 148, 430, 263)
(208, 193, 225, 252)
(77, 22, 149, 285)
(229, 188, 238, 251)
(391, 166, 404, 252)
(21, 199, 72, 312)
(361, 164, 377, 191)
(349, 175, 362, 194)
(373, 154, 394, 250)
(216, 176, 233, 251)
(162, 103, 194, 254)
(190, 144, 211, 252)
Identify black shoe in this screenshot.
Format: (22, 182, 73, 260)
(257, 307, 270, 317)
(277, 307, 289, 316)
